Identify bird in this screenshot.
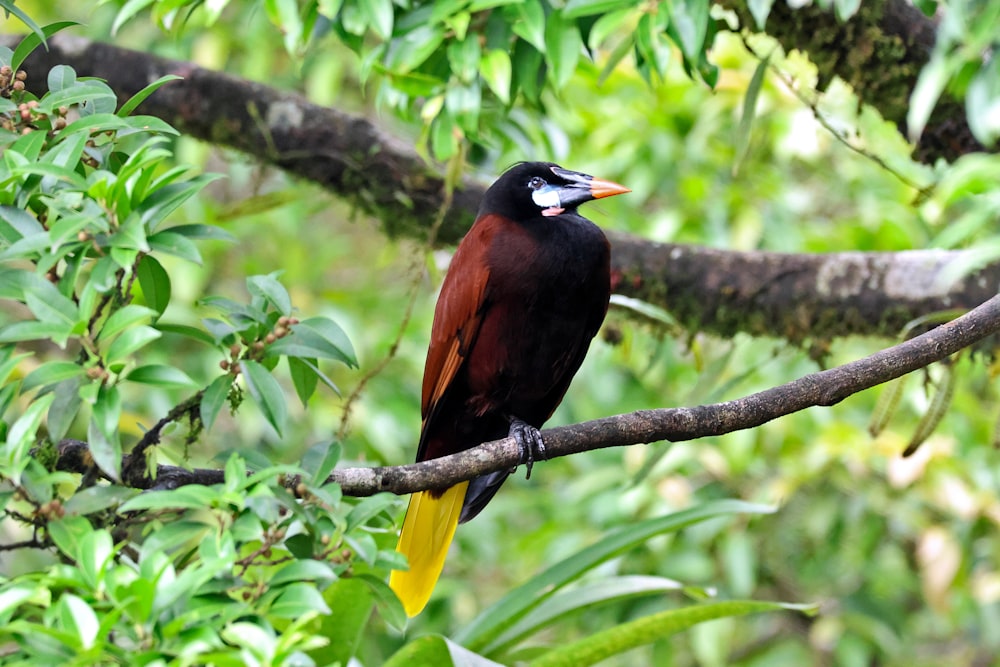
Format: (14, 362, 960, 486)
(389, 161, 630, 617)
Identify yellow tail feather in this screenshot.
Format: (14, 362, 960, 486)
(389, 481, 469, 617)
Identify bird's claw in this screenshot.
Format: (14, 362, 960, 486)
(509, 418, 546, 479)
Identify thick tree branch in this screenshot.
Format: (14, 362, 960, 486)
(4, 31, 994, 343)
(57, 294, 1000, 496)
(609, 237, 1000, 342)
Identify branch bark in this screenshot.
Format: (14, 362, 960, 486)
(609, 237, 1000, 342)
(57, 294, 1000, 496)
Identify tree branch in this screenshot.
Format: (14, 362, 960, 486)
(609, 237, 1000, 342)
(56, 294, 1000, 496)
(5, 35, 995, 343)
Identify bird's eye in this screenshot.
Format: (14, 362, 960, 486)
(528, 177, 546, 190)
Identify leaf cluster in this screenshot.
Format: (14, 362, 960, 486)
(0, 445, 405, 666)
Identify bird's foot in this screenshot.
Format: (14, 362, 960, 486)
(509, 418, 546, 480)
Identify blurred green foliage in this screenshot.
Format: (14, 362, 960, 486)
(0, 0, 999, 665)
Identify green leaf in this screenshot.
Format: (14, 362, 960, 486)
(669, 0, 709, 64)
(10, 21, 79, 72)
(137, 173, 220, 234)
(36, 82, 118, 115)
(119, 484, 222, 512)
(313, 578, 373, 667)
(124, 364, 198, 388)
(966, 56, 1000, 147)
(0, 320, 74, 347)
(112, 0, 156, 35)
(510, 40, 544, 104)
(563, 0, 632, 18)
(60, 594, 100, 650)
(270, 560, 339, 587)
(247, 273, 292, 315)
(48, 515, 93, 559)
(354, 572, 406, 631)
(148, 231, 203, 264)
(266, 316, 357, 367)
(288, 356, 319, 404)
(733, 53, 770, 176)
(747, 0, 775, 28)
(155, 322, 216, 347)
(46, 378, 83, 441)
(0, 205, 45, 244)
(294, 356, 342, 397)
(430, 111, 458, 161)
(532, 600, 817, 667)
(47, 64, 77, 92)
(9, 161, 89, 189)
(834, 0, 863, 21)
(268, 582, 332, 618)
(89, 386, 122, 480)
(345, 493, 398, 531)
(24, 279, 79, 326)
(385, 25, 445, 73)
(100, 305, 158, 342)
(240, 360, 288, 436)
(448, 37, 482, 83)
(3, 393, 55, 480)
(136, 255, 171, 317)
(0, 351, 30, 386)
(484, 576, 685, 654)
(545, 12, 582, 89)
(266, 0, 305, 54)
(480, 50, 512, 105)
(117, 74, 183, 117)
(385, 635, 505, 667)
(62, 485, 139, 516)
(303, 439, 341, 485)
(456, 500, 776, 650)
(161, 223, 235, 241)
(47, 213, 93, 249)
(608, 295, 679, 329)
(200, 375, 233, 431)
(21, 361, 85, 392)
(360, 0, 394, 40)
(507, 0, 546, 52)
(104, 325, 161, 363)
(0, 584, 38, 624)
(587, 8, 631, 53)
(908, 52, 951, 143)
(468, 0, 522, 8)
(77, 529, 115, 590)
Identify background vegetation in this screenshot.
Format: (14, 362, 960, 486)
(1, 0, 999, 665)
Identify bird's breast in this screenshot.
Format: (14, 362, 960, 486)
(485, 215, 609, 297)
(461, 215, 610, 411)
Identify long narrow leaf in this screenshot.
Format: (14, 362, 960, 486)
(10, 21, 79, 72)
(117, 74, 183, 117)
(733, 53, 770, 176)
(530, 600, 817, 667)
(456, 500, 774, 650)
(484, 575, 685, 655)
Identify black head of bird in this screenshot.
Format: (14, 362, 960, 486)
(389, 161, 630, 617)
(479, 161, 631, 220)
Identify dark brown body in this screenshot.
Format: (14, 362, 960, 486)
(418, 210, 611, 521)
